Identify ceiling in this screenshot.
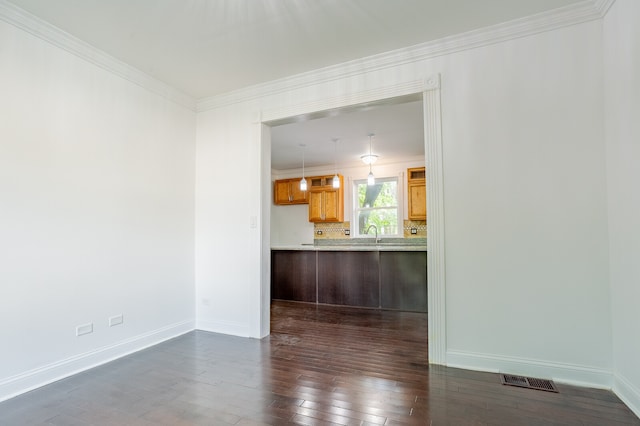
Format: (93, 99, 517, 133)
(270, 97, 425, 170)
(7, 0, 582, 100)
(5, 0, 584, 170)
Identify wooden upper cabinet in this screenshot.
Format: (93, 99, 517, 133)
(274, 178, 309, 205)
(308, 175, 344, 222)
(407, 167, 426, 220)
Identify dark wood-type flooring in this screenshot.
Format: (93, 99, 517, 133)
(0, 301, 638, 425)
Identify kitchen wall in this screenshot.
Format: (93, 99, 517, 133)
(271, 159, 425, 245)
(604, 0, 640, 416)
(196, 15, 615, 389)
(0, 18, 196, 400)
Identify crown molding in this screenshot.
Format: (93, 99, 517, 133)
(0, 0, 196, 111)
(198, 0, 606, 112)
(593, 0, 616, 16)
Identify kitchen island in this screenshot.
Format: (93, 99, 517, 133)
(271, 243, 427, 312)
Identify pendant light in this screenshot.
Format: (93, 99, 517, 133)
(367, 134, 375, 186)
(299, 144, 307, 191)
(332, 138, 340, 188)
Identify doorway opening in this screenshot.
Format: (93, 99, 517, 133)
(261, 81, 445, 364)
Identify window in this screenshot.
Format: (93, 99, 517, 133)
(353, 177, 400, 237)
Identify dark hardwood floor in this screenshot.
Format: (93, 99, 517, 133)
(0, 301, 638, 425)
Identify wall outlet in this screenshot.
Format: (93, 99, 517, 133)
(109, 314, 124, 327)
(316, 230, 323, 235)
(76, 323, 93, 336)
(411, 228, 418, 234)
(344, 229, 350, 235)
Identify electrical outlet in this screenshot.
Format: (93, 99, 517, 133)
(411, 228, 418, 234)
(316, 230, 323, 235)
(344, 229, 350, 235)
(109, 314, 124, 327)
(76, 323, 93, 336)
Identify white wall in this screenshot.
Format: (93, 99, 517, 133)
(0, 19, 196, 400)
(195, 18, 614, 386)
(442, 22, 611, 383)
(271, 159, 425, 245)
(604, 0, 640, 416)
(195, 103, 263, 336)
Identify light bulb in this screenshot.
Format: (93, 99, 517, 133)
(332, 174, 340, 188)
(300, 177, 307, 191)
(367, 171, 375, 186)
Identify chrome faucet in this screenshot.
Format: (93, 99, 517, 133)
(365, 224, 380, 243)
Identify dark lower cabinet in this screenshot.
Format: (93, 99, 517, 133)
(271, 249, 427, 312)
(271, 250, 316, 302)
(380, 251, 427, 312)
(317, 251, 379, 308)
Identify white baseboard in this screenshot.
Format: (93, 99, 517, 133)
(446, 350, 613, 389)
(613, 373, 640, 419)
(196, 319, 251, 337)
(0, 319, 195, 403)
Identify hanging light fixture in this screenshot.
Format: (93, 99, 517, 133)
(366, 134, 376, 186)
(361, 135, 378, 165)
(332, 139, 340, 188)
(299, 144, 307, 191)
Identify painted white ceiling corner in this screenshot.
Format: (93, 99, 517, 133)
(4, 0, 592, 101)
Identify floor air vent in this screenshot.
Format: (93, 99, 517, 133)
(500, 374, 558, 392)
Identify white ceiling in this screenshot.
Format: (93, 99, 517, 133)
(5, 0, 584, 170)
(270, 96, 425, 170)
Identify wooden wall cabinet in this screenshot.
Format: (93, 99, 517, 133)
(274, 178, 308, 205)
(308, 175, 344, 222)
(407, 167, 426, 220)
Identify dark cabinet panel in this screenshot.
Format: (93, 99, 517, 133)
(317, 251, 379, 308)
(380, 251, 427, 312)
(271, 250, 317, 302)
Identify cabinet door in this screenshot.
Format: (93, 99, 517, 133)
(317, 251, 379, 307)
(322, 189, 343, 222)
(271, 250, 317, 302)
(308, 190, 324, 222)
(380, 251, 427, 312)
(289, 180, 308, 203)
(408, 181, 426, 220)
(274, 180, 292, 204)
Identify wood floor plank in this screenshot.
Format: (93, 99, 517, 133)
(0, 300, 637, 425)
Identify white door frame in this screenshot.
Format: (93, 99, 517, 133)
(259, 75, 446, 364)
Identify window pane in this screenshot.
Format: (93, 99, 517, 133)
(357, 181, 397, 208)
(357, 208, 398, 236)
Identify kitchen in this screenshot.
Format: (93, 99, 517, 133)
(269, 97, 428, 313)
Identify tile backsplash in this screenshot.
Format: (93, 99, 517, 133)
(313, 220, 426, 240)
(403, 220, 427, 238)
(313, 222, 351, 239)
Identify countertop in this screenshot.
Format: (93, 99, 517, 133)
(271, 243, 427, 252)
